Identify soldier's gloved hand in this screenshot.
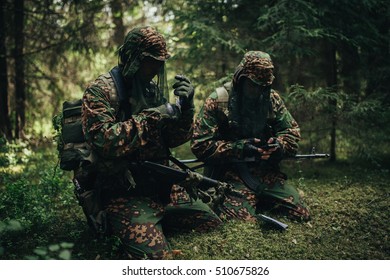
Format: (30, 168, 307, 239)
(266, 137, 284, 163)
(242, 138, 262, 158)
(144, 103, 181, 120)
(233, 138, 263, 159)
(173, 75, 194, 111)
(239, 138, 279, 160)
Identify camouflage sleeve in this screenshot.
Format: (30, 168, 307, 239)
(191, 95, 243, 160)
(163, 108, 194, 148)
(82, 80, 164, 158)
(270, 91, 301, 156)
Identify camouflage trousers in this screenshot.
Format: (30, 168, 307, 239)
(215, 170, 310, 222)
(105, 185, 221, 259)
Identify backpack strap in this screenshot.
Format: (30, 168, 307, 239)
(98, 66, 129, 119)
(109, 66, 132, 120)
(109, 66, 127, 101)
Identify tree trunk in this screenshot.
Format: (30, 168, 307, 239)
(0, 0, 12, 140)
(14, 0, 26, 140)
(324, 43, 338, 162)
(110, 0, 125, 47)
(339, 44, 361, 100)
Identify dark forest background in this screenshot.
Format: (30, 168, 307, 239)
(1, 0, 389, 161)
(0, 0, 389, 260)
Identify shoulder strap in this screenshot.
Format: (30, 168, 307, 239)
(107, 66, 131, 120)
(109, 66, 127, 101)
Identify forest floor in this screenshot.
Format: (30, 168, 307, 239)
(0, 144, 389, 260)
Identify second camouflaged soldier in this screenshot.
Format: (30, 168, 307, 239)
(81, 26, 221, 259)
(191, 51, 310, 222)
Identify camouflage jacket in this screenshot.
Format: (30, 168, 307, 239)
(82, 71, 193, 163)
(191, 83, 301, 161)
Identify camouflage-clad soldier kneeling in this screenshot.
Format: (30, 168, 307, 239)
(80, 26, 221, 259)
(191, 51, 310, 222)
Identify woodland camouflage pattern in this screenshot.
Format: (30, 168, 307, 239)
(118, 26, 170, 79)
(191, 51, 310, 221)
(81, 26, 221, 259)
(233, 51, 275, 86)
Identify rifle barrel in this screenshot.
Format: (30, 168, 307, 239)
(179, 153, 330, 165)
(142, 161, 220, 188)
(293, 154, 330, 159)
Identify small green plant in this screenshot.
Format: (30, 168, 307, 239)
(26, 242, 74, 260)
(0, 220, 23, 257)
(0, 137, 33, 167)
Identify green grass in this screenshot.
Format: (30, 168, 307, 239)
(0, 144, 389, 260)
(170, 161, 389, 260)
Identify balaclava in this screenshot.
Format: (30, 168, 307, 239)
(229, 51, 275, 139)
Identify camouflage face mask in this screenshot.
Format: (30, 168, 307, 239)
(233, 51, 275, 88)
(116, 26, 171, 113)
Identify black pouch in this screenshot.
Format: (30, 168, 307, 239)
(59, 99, 96, 171)
(77, 189, 108, 236)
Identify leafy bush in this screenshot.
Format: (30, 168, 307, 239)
(0, 220, 23, 257)
(0, 137, 32, 167)
(286, 85, 390, 162)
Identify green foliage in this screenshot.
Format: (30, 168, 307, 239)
(0, 144, 76, 259)
(2, 0, 388, 162)
(26, 242, 74, 260)
(285, 84, 390, 160)
(52, 113, 64, 154)
(0, 152, 73, 227)
(0, 138, 32, 167)
(0, 220, 23, 257)
(256, 0, 326, 56)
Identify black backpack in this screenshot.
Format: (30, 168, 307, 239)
(53, 66, 126, 171)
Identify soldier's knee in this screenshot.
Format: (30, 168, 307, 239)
(112, 221, 169, 259)
(121, 242, 170, 260)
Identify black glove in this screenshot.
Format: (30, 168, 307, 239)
(267, 137, 284, 163)
(235, 138, 262, 158)
(240, 138, 282, 161)
(173, 75, 194, 110)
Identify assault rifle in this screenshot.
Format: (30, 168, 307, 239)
(177, 147, 329, 223)
(180, 147, 330, 168)
(134, 160, 289, 230)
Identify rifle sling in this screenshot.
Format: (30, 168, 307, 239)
(235, 162, 265, 194)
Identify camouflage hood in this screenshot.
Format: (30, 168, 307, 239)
(232, 51, 274, 88)
(118, 26, 170, 78)
(117, 26, 170, 114)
